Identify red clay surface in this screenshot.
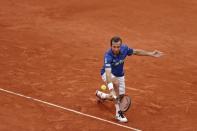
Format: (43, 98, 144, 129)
(0, 0, 197, 131)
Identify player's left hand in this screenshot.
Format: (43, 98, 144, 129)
(151, 50, 164, 57)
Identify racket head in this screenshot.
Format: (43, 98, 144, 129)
(119, 95, 131, 112)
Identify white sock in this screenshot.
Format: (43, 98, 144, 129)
(97, 90, 110, 99)
(115, 103, 120, 116)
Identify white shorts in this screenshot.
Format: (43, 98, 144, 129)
(101, 73, 125, 95)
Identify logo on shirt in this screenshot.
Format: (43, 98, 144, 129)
(113, 60, 124, 66)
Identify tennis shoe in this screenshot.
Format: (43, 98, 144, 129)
(115, 111, 128, 123)
(95, 90, 105, 103)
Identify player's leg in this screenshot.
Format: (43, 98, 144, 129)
(113, 79, 127, 122)
(115, 76, 128, 122)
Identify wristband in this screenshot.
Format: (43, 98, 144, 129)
(107, 82, 114, 90)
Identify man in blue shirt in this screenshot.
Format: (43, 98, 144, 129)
(96, 36, 163, 122)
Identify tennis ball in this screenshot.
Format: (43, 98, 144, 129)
(101, 84, 107, 91)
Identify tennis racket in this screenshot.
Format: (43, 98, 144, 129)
(119, 95, 131, 112)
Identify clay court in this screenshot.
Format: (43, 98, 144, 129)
(0, 0, 197, 131)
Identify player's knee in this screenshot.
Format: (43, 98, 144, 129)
(113, 79, 119, 88)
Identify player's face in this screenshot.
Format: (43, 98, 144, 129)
(111, 41, 121, 55)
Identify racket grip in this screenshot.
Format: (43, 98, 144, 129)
(112, 94, 117, 99)
(110, 89, 117, 100)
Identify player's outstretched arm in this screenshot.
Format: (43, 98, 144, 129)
(133, 49, 164, 57)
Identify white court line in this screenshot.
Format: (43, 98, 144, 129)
(0, 88, 141, 131)
(127, 87, 145, 92)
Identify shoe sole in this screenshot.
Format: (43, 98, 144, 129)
(115, 116, 128, 123)
(116, 119, 128, 123)
(95, 90, 105, 103)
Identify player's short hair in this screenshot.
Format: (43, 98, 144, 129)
(110, 36, 122, 46)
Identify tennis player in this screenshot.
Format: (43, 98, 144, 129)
(96, 36, 163, 122)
